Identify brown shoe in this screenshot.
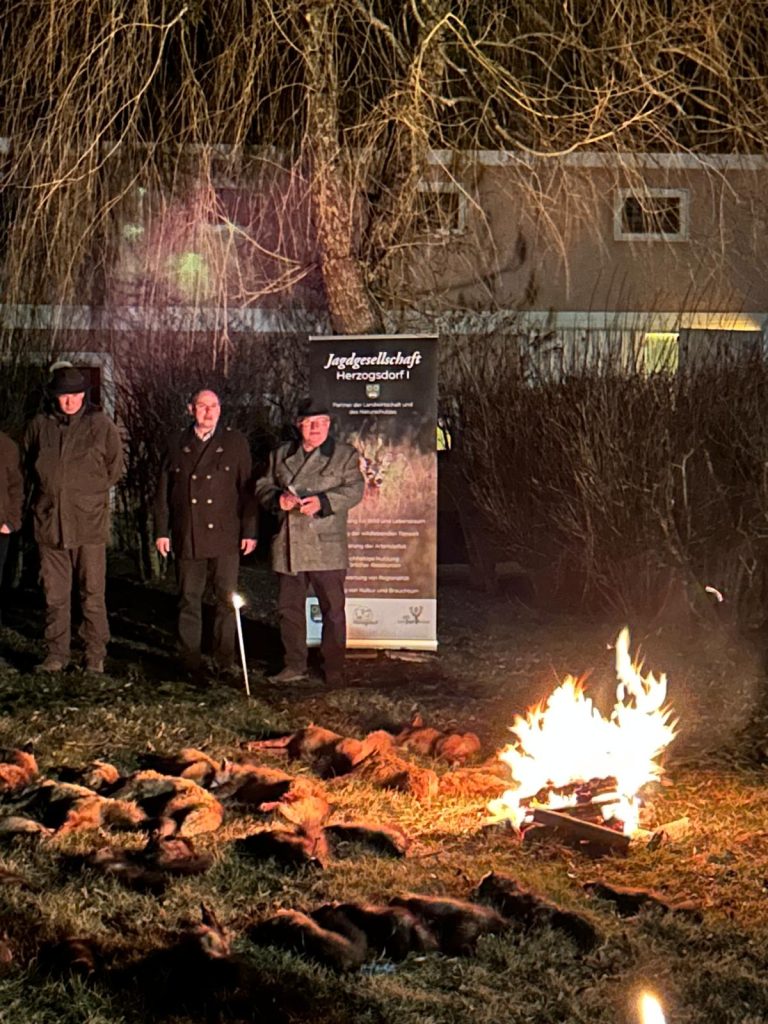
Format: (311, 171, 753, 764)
(84, 659, 104, 674)
(267, 666, 308, 684)
(37, 656, 66, 673)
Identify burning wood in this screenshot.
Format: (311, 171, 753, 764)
(529, 807, 631, 852)
(488, 629, 677, 842)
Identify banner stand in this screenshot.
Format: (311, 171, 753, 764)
(308, 334, 438, 652)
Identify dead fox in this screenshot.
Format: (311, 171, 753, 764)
(20, 780, 146, 835)
(110, 770, 224, 836)
(311, 902, 438, 961)
(247, 909, 366, 972)
(388, 893, 507, 956)
(138, 748, 220, 787)
(0, 747, 38, 796)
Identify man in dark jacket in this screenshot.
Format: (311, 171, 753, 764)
(254, 399, 364, 687)
(0, 430, 23, 628)
(154, 388, 256, 680)
(24, 366, 124, 673)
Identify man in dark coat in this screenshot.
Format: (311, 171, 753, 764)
(24, 365, 124, 673)
(154, 388, 256, 679)
(254, 399, 364, 687)
(0, 430, 23, 628)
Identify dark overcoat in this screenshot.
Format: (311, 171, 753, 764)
(0, 431, 23, 531)
(154, 424, 255, 560)
(24, 407, 124, 548)
(254, 436, 364, 574)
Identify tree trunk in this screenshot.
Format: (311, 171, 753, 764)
(303, 2, 382, 335)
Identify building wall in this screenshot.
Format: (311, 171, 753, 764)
(403, 155, 768, 318)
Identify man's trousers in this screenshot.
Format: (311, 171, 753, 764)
(176, 554, 240, 667)
(277, 569, 347, 673)
(39, 544, 108, 661)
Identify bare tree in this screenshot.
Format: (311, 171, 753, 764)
(0, 0, 766, 338)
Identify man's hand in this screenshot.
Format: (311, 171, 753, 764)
(299, 496, 321, 517)
(279, 491, 301, 512)
(0, 524, 10, 535)
(241, 538, 257, 556)
(155, 537, 171, 557)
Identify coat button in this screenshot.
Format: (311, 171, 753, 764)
(207, 523, 214, 529)
(206, 499, 212, 504)
(191, 498, 197, 504)
(192, 474, 197, 480)
(206, 474, 211, 479)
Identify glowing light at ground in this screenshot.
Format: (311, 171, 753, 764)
(639, 991, 666, 1023)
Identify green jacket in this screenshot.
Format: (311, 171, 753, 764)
(255, 436, 364, 574)
(24, 406, 124, 548)
(0, 431, 23, 532)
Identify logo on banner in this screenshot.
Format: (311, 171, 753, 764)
(399, 605, 430, 625)
(365, 383, 381, 398)
(352, 606, 378, 625)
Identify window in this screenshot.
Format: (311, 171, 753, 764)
(614, 188, 689, 241)
(638, 332, 679, 375)
(415, 181, 467, 236)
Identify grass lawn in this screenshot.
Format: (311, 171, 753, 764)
(1, 563, 767, 1024)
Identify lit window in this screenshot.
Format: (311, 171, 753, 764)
(639, 332, 679, 375)
(615, 188, 689, 241)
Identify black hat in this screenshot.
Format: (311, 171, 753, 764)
(296, 398, 329, 419)
(49, 366, 88, 395)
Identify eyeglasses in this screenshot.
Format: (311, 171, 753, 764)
(195, 403, 220, 412)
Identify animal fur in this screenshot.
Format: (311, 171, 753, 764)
(0, 748, 38, 796)
(236, 827, 328, 870)
(138, 748, 220, 786)
(20, 781, 146, 835)
(38, 935, 103, 977)
(211, 762, 295, 803)
(110, 771, 223, 836)
(437, 769, 509, 799)
(311, 902, 438, 961)
(57, 760, 122, 792)
(476, 872, 601, 951)
(81, 834, 213, 893)
(393, 715, 481, 766)
(325, 820, 410, 858)
(583, 880, 701, 919)
(248, 909, 366, 972)
(348, 752, 438, 802)
(389, 893, 507, 955)
(0, 816, 52, 839)
(433, 732, 481, 766)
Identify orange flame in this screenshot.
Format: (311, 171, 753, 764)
(488, 629, 677, 834)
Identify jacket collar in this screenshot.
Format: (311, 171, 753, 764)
(287, 435, 336, 458)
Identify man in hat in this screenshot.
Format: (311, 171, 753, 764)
(154, 388, 256, 681)
(24, 365, 123, 673)
(254, 399, 364, 686)
(0, 430, 23, 629)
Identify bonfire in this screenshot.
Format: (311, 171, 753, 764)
(489, 628, 677, 836)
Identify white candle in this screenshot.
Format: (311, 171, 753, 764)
(231, 593, 250, 698)
(639, 992, 666, 1024)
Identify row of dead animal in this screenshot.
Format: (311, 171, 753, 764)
(0, 717, 503, 841)
(0, 729, 507, 895)
(1, 869, 701, 989)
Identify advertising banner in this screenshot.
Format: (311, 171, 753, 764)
(308, 334, 438, 650)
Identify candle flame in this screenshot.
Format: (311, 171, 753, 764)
(232, 593, 245, 610)
(639, 992, 666, 1024)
